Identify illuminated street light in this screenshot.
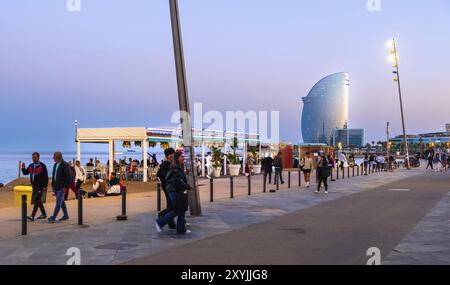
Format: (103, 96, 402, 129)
(386, 37, 411, 169)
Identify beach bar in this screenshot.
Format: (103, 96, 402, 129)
(76, 127, 149, 182)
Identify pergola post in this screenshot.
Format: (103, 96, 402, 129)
(201, 140, 205, 177)
(77, 141, 81, 162)
(142, 139, 148, 182)
(108, 139, 114, 176)
(223, 140, 228, 176)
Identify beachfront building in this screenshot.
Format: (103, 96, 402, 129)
(301, 72, 350, 145)
(75, 124, 264, 181)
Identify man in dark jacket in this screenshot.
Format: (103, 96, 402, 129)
(21, 152, 48, 221)
(273, 152, 284, 185)
(48, 152, 71, 223)
(156, 148, 176, 229)
(262, 155, 274, 184)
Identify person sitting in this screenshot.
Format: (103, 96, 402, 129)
(87, 175, 106, 198)
(106, 172, 122, 196)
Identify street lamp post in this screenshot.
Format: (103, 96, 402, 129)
(387, 38, 411, 169)
(169, 0, 202, 216)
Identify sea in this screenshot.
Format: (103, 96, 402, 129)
(0, 151, 164, 185)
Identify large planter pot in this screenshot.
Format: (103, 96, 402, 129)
(213, 167, 222, 178)
(229, 164, 241, 176)
(252, 164, 262, 174)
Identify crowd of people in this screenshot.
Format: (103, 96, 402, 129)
(425, 149, 450, 172)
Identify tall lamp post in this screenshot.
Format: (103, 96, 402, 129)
(169, 0, 202, 216)
(387, 38, 411, 169)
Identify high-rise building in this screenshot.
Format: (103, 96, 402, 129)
(301, 72, 349, 144)
(332, 128, 365, 147)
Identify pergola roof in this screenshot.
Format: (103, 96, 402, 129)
(76, 127, 148, 143)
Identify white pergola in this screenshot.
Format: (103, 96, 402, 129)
(76, 127, 149, 182)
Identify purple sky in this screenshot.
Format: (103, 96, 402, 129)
(0, 0, 449, 151)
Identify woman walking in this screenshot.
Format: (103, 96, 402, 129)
(315, 154, 330, 194)
(155, 152, 192, 235)
(301, 152, 314, 188)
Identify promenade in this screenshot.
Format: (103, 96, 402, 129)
(0, 164, 447, 265)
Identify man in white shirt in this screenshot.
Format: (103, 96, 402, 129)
(206, 152, 213, 178)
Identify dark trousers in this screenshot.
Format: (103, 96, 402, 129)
(274, 167, 284, 184)
(64, 181, 78, 200)
(426, 161, 434, 170)
(31, 187, 46, 217)
(264, 168, 272, 184)
(317, 176, 328, 191)
(158, 188, 176, 229)
(157, 192, 187, 234)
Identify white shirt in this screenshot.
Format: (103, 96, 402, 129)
(206, 155, 213, 167)
(75, 166, 86, 182)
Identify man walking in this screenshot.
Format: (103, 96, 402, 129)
(426, 152, 434, 170)
(262, 154, 274, 184)
(301, 152, 313, 188)
(21, 152, 48, 221)
(156, 148, 177, 230)
(48, 152, 71, 223)
(273, 152, 284, 185)
(206, 152, 213, 178)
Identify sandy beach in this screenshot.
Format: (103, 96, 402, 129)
(0, 178, 157, 209)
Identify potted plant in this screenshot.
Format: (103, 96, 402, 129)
(227, 137, 241, 176)
(250, 146, 262, 174)
(211, 147, 224, 178)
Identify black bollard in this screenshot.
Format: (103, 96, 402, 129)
(298, 170, 301, 187)
(336, 167, 339, 180)
(21, 195, 27, 236)
(210, 178, 214, 202)
(357, 165, 360, 176)
(117, 186, 127, 221)
(78, 189, 83, 226)
(352, 166, 355, 177)
(347, 167, 350, 178)
(342, 167, 345, 179)
(230, 176, 234, 199)
(288, 171, 291, 189)
(248, 175, 251, 196)
(156, 182, 161, 212)
(276, 172, 280, 191)
(330, 167, 333, 181)
(263, 173, 267, 193)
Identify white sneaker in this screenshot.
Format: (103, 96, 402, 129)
(154, 221, 162, 233)
(325, 191, 328, 194)
(184, 230, 192, 235)
(314, 190, 319, 194)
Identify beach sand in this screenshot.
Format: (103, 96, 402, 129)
(0, 178, 157, 209)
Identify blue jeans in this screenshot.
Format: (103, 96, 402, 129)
(51, 189, 69, 220)
(157, 192, 186, 234)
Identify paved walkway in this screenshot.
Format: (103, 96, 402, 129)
(129, 171, 449, 265)
(384, 172, 450, 265)
(0, 167, 423, 265)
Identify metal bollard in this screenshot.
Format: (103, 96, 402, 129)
(117, 186, 127, 221)
(288, 171, 291, 189)
(263, 173, 267, 193)
(336, 167, 339, 180)
(298, 170, 301, 187)
(347, 167, 350, 178)
(357, 165, 360, 176)
(21, 195, 27, 236)
(342, 167, 345, 179)
(210, 178, 214, 202)
(276, 172, 280, 191)
(230, 176, 234, 199)
(78, 189, 83, 226)
(352, 166, 355, 177)
(248, 175, 251, 196)
(156, 182, 162, 212)
(330, 167, 333, 181)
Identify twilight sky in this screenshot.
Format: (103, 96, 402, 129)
(0, 0, 449, 152)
